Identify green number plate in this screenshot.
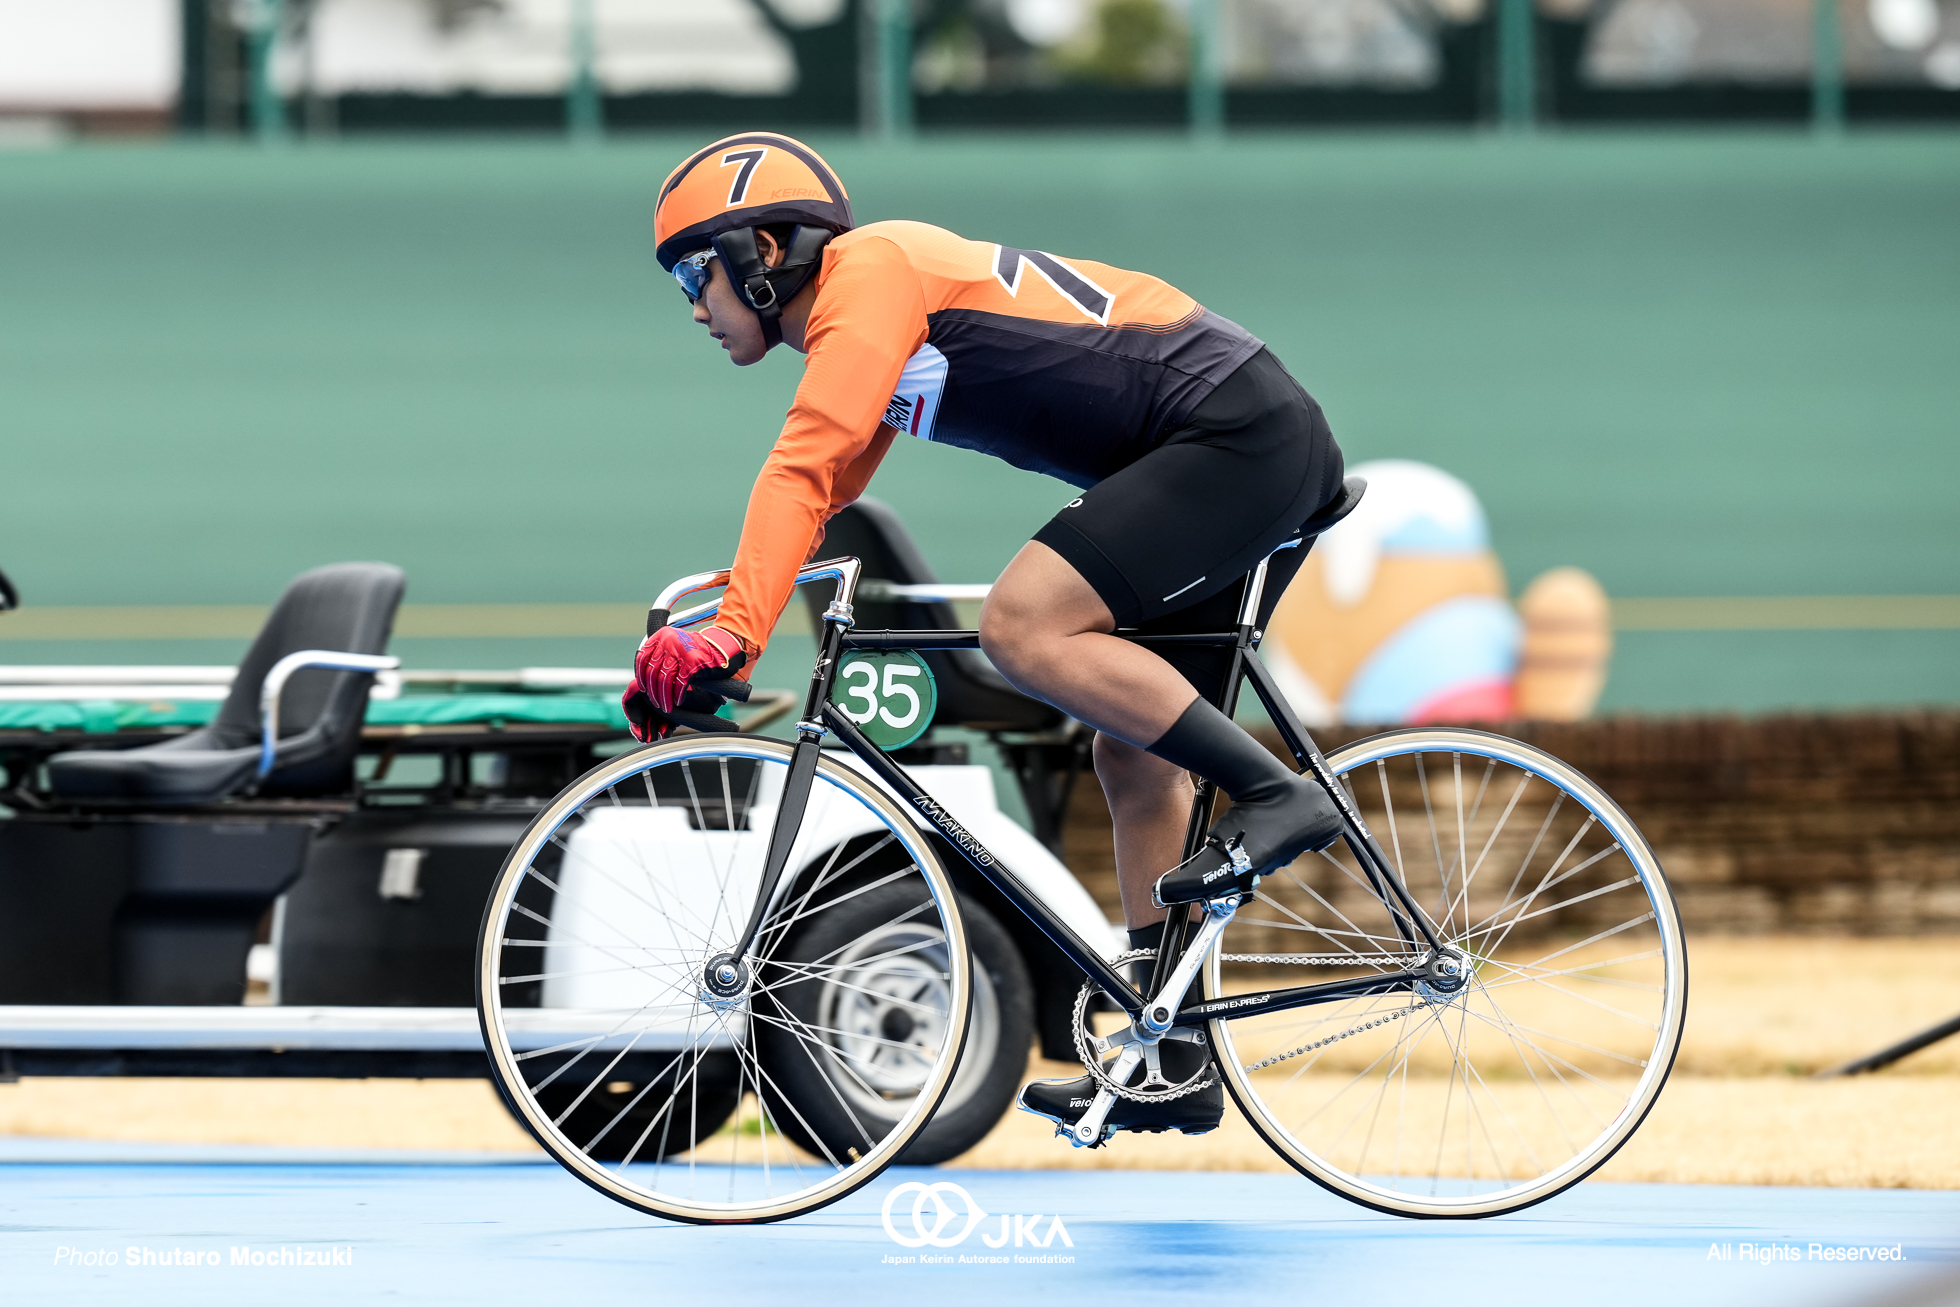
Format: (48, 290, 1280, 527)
(829, 649, 937, 750)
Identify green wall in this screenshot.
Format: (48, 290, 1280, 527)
(2, 134, 1956, 710)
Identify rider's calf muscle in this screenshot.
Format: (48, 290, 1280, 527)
(1095, 733, 1197, 927)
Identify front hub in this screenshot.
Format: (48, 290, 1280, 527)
(702, 952, 750, 1010)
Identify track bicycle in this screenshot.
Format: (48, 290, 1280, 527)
(475, 494, 1688, 1225)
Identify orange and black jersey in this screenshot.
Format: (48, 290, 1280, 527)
(717, 220, 1265, 658)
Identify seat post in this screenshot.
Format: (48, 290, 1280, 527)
(1235, 556, 1272, 631)
(1236, 538, 1303, 633)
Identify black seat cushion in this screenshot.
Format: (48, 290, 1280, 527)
(45, 732, 260, 804)
(45, 562, 406, 806)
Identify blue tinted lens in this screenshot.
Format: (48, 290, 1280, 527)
(674, 254, 713, 302)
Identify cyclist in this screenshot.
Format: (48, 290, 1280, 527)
(628, 132, 1346, 1139)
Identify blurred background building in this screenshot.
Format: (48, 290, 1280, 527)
(2, 0, 1957, 140)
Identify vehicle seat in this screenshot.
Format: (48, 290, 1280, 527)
(802, 500, 1063, 733)
(45, 563, 406, 805)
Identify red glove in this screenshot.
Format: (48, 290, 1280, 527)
(622, 625, 746, 743)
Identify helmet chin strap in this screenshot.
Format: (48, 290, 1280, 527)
(711, 225, 834, 349)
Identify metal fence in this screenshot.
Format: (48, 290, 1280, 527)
(185, 0, 1960, 136)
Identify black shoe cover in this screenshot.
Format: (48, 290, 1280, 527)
(1153, 773, 1342, 906)
(1144, 699, 1344, 905)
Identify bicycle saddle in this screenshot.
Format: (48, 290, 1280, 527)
(1298, 476, 1366, 540)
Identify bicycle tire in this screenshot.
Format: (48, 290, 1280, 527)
(475, 734, 970, 1224)
(1207, 727, 1688, 1218)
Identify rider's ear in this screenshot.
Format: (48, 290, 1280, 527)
(755, 228, 784, 270)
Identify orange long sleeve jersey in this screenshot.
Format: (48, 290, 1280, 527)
(715, 220, 1265, 662)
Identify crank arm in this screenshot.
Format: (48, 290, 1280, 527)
(1069, 1045, 1140, 1146)
(1096, 1025, 1205, 1055)
(1138, 894, 1238, 1035)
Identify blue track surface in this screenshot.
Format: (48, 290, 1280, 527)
(3, 1150, 1954, 1307)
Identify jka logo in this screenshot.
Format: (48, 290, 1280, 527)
(881, 1182, 1073, 1250)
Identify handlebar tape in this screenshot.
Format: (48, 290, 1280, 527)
(692, 677, 752, 704)
(664, 707, 739, 734)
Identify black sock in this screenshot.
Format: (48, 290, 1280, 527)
(1145, 698, 1298, 805)
(1125, 922, 1163, 991)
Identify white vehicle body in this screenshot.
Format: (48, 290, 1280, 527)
(542, 760, 1121, 1046)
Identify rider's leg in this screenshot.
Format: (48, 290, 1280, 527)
(982, 543, 1340, 891)
(1004, 348, 1346, 1138)
(1091, 732, 1192, 928)
(979, 539, 1196, 748)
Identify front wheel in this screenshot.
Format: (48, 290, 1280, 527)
(1206, 728, 1688, 1218)
(757, 885, 1032, 1166)
(475, 734, 970, 1224)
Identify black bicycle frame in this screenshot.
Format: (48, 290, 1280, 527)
(699, 560, 1445, 1030)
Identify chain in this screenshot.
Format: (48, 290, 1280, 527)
(1221, 952, 1422, 967)
(1242, 1002, 1428, 1072)
(1071, 950, 1216, 1104)
(1074, 949, 1435, 1095)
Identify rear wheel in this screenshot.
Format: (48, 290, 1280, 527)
(476, 735, 969, 1224)
(1207, 728, 1688, 1218)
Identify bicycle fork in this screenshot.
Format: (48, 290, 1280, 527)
(701, 590, 856, 1005)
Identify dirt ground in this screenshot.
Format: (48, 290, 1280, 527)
(2, 936, 1955, 1188)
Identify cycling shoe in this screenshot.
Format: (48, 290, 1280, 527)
(1017, 1039, 1222, 1139)
(1152, 772, 1342, 905)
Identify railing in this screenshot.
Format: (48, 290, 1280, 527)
(201, 0, 1956, 139)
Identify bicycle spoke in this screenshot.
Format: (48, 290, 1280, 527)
(1476, 967, 1666, 1024)
(1445, 769, 1530, 933)
(1210, 733, 1685, 1215)
(480, 737, 967, 1222)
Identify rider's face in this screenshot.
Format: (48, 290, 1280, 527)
(691, 254, 770, 367)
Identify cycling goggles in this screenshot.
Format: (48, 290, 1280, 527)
(672, 248, 717, 303)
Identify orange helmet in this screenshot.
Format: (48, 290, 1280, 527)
(654, 132, 852, 270)
(653, 132, 853, 347)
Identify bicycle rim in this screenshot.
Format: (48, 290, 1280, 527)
(475, 735, 969, 1224)
(1207, 727, 1688, 1218)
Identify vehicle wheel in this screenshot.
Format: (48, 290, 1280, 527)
(1206, 728, 1688, 1218)
(755, 883, 1032, 1167)
(476, 735, 969, 1224)
(526, 1051, 741, 1162)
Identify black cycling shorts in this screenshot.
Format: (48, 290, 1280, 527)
(1031, 347, 1343, 701)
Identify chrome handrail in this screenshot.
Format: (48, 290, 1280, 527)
(855, 581, 992, 603)
(258, 650, 401, 778)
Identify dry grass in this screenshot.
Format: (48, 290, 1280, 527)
(0, 1077, 537, 1152)
(0, 936, 1955, 1187)
(1674, 936, 1960, 1076)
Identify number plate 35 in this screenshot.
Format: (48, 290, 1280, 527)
(830, 649, 937, 750)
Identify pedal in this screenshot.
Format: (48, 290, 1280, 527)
(1068, 1087, 1121, 1148)
(1050, 1122, 1110, 1148)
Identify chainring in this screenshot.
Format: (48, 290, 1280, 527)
(1071, 949, 1218, 1104)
